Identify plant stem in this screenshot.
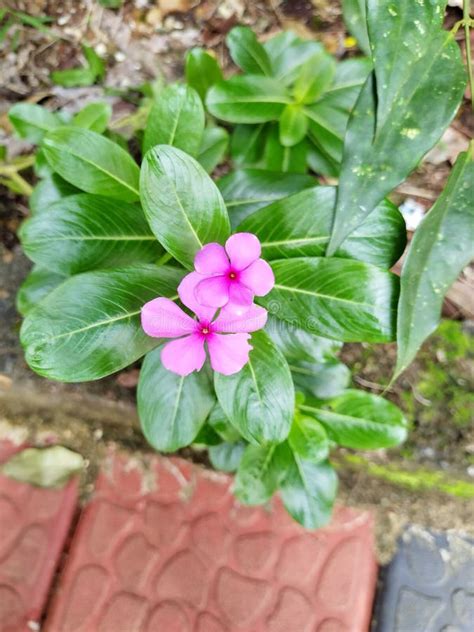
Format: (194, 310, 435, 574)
(465, 0, 473, 111)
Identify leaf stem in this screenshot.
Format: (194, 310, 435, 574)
(464, 0, 473, 111)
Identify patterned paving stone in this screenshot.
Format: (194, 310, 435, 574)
(45, 450, 377, 632)
(0, 441, 78, 632)
(374, 525, 474, 632)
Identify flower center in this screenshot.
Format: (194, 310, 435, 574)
(201, 327, 209, 335)
(228, 271, 237, 280)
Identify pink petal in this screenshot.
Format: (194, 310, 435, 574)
(178, 272, 217, 323)
(224, 282, 254, 316)
(195, 276, 230, 308)
(207, 333, 252, 375)
(239, 259, 275, 296)
(194, 243, 229, 276)
(161, 334, 206, 376)
(213, 304, 268, 333)
(225, 232, 261, 271)
(141, 297, 196, 338)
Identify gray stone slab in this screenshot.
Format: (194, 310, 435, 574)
(374, 525, 474, 632)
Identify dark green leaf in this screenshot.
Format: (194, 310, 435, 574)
(230, 123, 266, 168)
(304, 103, 346, 165)
(289, 415, 330, 463)
(30, 174, 79, 214)
(214, 330, 294, 445)
(342, 0, 370, 55)
(238, 186, 406, 269)
(263, 32, 325, 85)
(138, 347, 215, 452)
(20, 193, 162, 275)
(290, 359, 350, 399)
(234, 443, 289, 504)
(264, 126, 308, 174)
(20, 265, 184, 382)
(279, 105, 308, 147)
(185, 48, 223, 101)
(395, 146, 474, 378)
(209, 441, 246, 472)
(197, 126, 229, 173)
(143, 83, 205, 156)
(72, 102, 112, 133)
(301, 389, 408, 450)
(260, 258, 399, 342)
(207, 401, 241, 443)
(8, 103, 61, 144)
(140, 145, 230, 268)
(43, 127, 140, 201)
(193, 424, 222, 446)
(226, 26, 272, 75)
(16, 266, 66, 317)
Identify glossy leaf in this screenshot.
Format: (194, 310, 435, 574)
(30, 174, 79, 214)
(342, 0, 370, 54)
(292, 51, 336, 104)
(263, 32, 325, 85)
(289, 415, 330, 463)
(320, 57, 372, 111)
(185, 48, 223, 101)
(207, 401, 241, 443)
(20, 265, 184, 382)
(197, 126, 229, 173)
(206, 75, 292, 124)
(259, 258, 399, 342)
(16, 266, 66, 317)
(290, 359, 350, 400)
(138, 346, 215, 452)
(238, 186, 406, 269)
(42, 127, 140, 201)
(143, 83, 205, 156)
(395, 147, 474, 378)
(234, 443, 288, 504)
(226, 26, 272, 75)
(8, 103, 61, 144)
(300, 389, 408, 450)
(20, 193, 162, 275)
(214, 330, 294, 445)
(209, 441, 246, 473)
(279, 105, 308, 147)
(72, 102, 112, 133)
(230, 123, 266, 167)
(140, 145, 230, 268)
(264, 126, 308, 174)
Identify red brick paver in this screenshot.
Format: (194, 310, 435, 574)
(0, 441, 78, 632)
(45, 451, 377, 632)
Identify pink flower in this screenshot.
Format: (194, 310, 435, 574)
(193, 232, 275, 316)
(141, 272, 268, 376)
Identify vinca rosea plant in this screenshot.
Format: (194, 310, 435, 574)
(9, 0, 474, 529)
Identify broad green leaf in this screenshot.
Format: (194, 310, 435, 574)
(293, 51, 336, 104)
(185, 48, 223, 101)
(218, 168, 315, 227)
(209, 441, 246, 473)
(342, 0, 370, 55)
(226, 26, 272, 75)
(16, 266, 66, 316)
(20, 265, 184, 382)
(42, 127, 140, 201)
(234, 443, 289, 504)
(20, 193, 162, 275)
(238, 186, 406, 269)
(214, 330, 294, 445)
(138, 347, 215, 452)
(197, 126, 229, 173)
(140, 145, 230, 268)
(264, 126, 308, 174)
(206, 75, 292, 123)
(1, 446, 83, 488)
(263, 32, 325, 85)
(289, 415, 330, 463)
(50, 67, 97, 88)
(301, 389, 408, 450)
(280, 456, 337, 529)
(320, 57, 372, 111)
(30, 174, 79, 214)
(143, 83, 205, 156)
(193, 424, 222, 446)
(8, 103, 61, 144)
(304, 103, 346, 165)
(395, 147, 474, 378)
(327, 24, 466, 253)
(230, 123, 266, 168)
(207, 401, 241, 443)
(72, 102, 112, 133)
(307, 143, 339, 178)
(290, 359, 350, 399)
(260, 258, 399, 342)
(279, 105, 308, 147)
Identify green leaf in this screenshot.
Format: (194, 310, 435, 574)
(395, 146, 474, 378)
(234, 443, 288, 504)
(279, 105, 308, 147)
(30, 174, 79, 214)
(226, 26, 272, 75)
(327, 17, 466, 253)
(16, 266, 67, 316)
(263, 32, 325, 85)
(1, 446, 83, 488)
(51, 44, 105, 87)
(342, 0, 371, 55)
(143, 83, 205, 156)
(209, 441, 246, 472)
(138, 347, 215, 452)
(301, 389, 408, 450)
(193, 424, 222, 446)
(140, 145, 230, 268)
(238, 186, 406, 269)
(20, 264, 184, 382)
(42, 127, 140, 201)
(293, 51, 336, 104)
(320, 57, 372, 111)
(260, 258, 399, 342)
(197, 126, 229, 173)
(206, 75, 292, 124)
(72, 102, 112, 133)
(264, 126, 308, 174)
(230, 123, 266, 168)
(83, 44, 105, 80)
(207, 402, 241, 443)
(8, 103, 61, 144)
(218, 168, 315, 227)
(20, 193, 162, 275)
(289, 415, 330, 463)
(185, 48, 223, 101)
(290, 359, 350, 400)
(214, 330, 294, 445)
(280, 456, 337, 529)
